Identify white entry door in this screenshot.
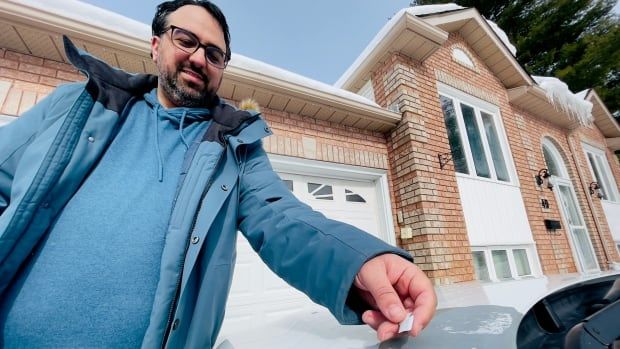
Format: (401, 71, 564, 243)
(555, 180, 600, 272)
(218, 170, 387, 341)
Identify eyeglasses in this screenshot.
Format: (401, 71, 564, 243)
(163, 25, 228, 69)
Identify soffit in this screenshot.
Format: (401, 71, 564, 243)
(507, 86, 581, 129)
(0, 1, 400, 133)
(421, 8, 533, 89)
(586, 90, 620, 139)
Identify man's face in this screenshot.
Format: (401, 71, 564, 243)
(151, 5, 227, 108)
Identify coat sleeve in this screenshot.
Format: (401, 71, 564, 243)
(0, 84, 76, 215)
(237, 141, 412, 325)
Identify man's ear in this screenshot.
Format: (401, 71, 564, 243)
(150, 36, 160, 61)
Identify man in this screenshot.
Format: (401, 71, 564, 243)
(0, 0, 436, 347)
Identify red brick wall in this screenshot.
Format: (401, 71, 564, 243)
(0, 48, 84, 115)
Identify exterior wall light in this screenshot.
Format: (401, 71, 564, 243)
(589, 182, 605, 199)
(535, 168, 553, 191)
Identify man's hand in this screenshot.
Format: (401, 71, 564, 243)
(354, 254, 437, 341)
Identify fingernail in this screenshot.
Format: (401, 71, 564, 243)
(389, 305, 404, 319)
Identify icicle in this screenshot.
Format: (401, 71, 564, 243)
(533, 76, 593, 126)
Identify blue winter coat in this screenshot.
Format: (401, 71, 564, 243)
(0, 37, 410, 348)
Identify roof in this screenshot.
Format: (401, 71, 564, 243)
(0, 0, 400, 132)
(583, 89, 620, 150)
(336, 6, 533, 93)
(334, 7, 450, 91)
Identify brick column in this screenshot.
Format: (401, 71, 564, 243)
(373, 54, 474, 285)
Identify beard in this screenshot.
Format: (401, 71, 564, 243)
(158, 62, 219, 108)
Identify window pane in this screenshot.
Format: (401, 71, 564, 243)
(588, 153, 609, 200)
(283, 180, 293, 192)
(461, 103, 490, 178)
(481, 112, 509, 182)
(308, 183, 334, 200)
(513, 249, 531, 276)
(440, 96, 469, 174)
(543, 146, 561, 177)
(573, 228, 598, 271)
(594, 154, 616, 201)
(472, 251, 490, 281)
(492, 250, 512, 279)
(559, 185, 583, 226)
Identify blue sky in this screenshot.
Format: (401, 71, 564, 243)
(82, 0, 620, 85)
(80, 0, 413, 84)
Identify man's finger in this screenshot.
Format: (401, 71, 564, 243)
(377, 319, 400, 341)
(362, 309, 392, 330)
(357, 261, 406, 323)
(410, 290, 437, 336)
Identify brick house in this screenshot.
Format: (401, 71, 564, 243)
(1, 0, 619, 334)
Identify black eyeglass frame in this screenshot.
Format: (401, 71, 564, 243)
(161, 25, 228, 69)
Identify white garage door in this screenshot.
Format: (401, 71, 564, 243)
(218, 170, 386, 339)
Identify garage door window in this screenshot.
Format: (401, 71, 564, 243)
(345, 189, 366, 203)
(307, 183, 333, 200)
(283, 179, 293, 191)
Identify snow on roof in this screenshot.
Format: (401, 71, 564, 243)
(229, 54, 380, 107)
(533, 76, 593, 125)
(411, 4, 517, 56)
(335, 3, 520, 88)
(334, 7, 406, 88)
(485, 20, 517, 56)
(406, 4, 464, 16)
(17, 0, 151, 40)
(575, 89, 590, 100)
(12, 0, 378, 108)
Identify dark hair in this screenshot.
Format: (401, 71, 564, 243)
(152, 0, 231, 61)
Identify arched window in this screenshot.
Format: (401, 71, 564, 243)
(452, 47, 475, 69)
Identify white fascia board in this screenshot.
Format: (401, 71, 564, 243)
(225, 61, 401, 126)
(335, 10, 449, 90)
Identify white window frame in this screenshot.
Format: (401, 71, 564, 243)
(438, 83, 517, 185)
(471, 245, 538, 282)
(452, 47, 475, 69)
(0, 114, 16, 126)
(582, 143, 619, 203)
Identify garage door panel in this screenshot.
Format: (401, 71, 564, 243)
(219, 170, 385, 341)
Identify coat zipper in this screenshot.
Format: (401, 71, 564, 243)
(161, 144, 228, 349)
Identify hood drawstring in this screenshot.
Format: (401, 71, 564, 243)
(154, 104, 165, 182)
(179, 110, 189, 150)
(144, 90, 211, 182)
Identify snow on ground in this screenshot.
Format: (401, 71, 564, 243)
(533, 76, 593, 125)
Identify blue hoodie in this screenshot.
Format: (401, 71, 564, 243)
(1, 89, 211, 348)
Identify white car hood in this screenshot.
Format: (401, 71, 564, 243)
(217, 271, 620, 349)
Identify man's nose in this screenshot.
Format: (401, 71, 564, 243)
(188, 47, 208, 69)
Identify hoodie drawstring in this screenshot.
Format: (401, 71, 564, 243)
(179, 110, 189, 150)
(154, 104, 165, 182)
